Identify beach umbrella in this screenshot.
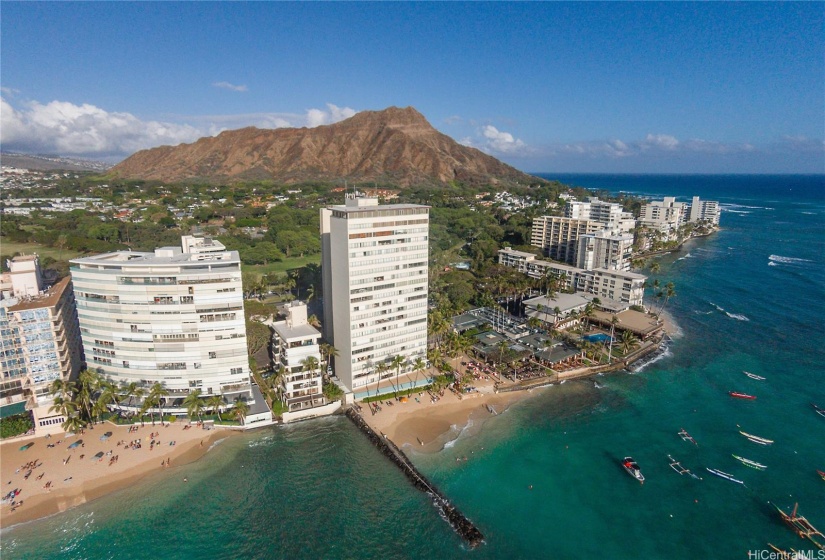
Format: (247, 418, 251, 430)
(92, 451, 104, 461)
(18, 442, 34, 451)
(68, 440, 83, 449)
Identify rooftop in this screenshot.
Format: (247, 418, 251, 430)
(5, 276, 71, 312)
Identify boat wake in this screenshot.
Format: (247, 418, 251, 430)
(710, 302, 750, 322)
(768, 254, 814, 265)
(676, 252, 693, 262)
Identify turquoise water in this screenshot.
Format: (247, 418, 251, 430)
(584, 333, 612, 343)
(3, 175, 824, 559)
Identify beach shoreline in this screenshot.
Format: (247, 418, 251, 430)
(362, 313, 678, 455)
(1, 421, 238, 530)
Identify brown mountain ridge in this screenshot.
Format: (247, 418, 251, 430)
(110, 106, 542, 187)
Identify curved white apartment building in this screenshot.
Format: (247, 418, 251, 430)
(70, 236, 252, 410)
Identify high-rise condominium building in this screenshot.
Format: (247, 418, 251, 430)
(638, 197, 688, 235)
(687, 196, 720, 225)
(565, 198, 635, 234)
(531, 216, 602, 264)
(70, 236, 252, 410)
(320, 196, 429, 391)
(0, 255, 83, 433)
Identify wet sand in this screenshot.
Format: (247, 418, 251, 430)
(362, 377, 530, 452)
(0, 421, 238, 528)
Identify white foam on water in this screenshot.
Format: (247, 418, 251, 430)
(631, 344, 673, 373)
(710, 302, 749, 321)
(768, 254, 814, 265)
(726, 313, 750, 322)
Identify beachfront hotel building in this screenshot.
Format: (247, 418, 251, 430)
(498, 248, 646, 308)
(69, 236, 253, 411)
(320, 196, 429, 391)
(270, 301, 340, 421)
(0, 255, 83, 433)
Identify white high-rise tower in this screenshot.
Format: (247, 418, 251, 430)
(320, 196, 429, 391)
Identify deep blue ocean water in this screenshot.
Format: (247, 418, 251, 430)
(3, 174, 824, 559)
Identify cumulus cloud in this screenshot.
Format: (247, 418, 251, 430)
(1, 97, 202, 156)
(461, 124, 530, 157)
(212, 81, 248, 92)
(1, 97, 358, 158)
(306, 103, 357, 128)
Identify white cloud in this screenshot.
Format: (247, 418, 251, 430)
(0, 97, 358, 157)
(461, 124, 530, 156)
(641, 134, 679, 150)
(542, 133, 766, 160)
(306, 103, 357, 128)
(1, 87, 20, 97)
(212, 81, 248, 92)
(1, 97, 202, 156)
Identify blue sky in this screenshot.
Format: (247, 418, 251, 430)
(2, 2, 822, 173)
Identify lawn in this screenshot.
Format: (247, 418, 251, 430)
(0, 240, 86, 261)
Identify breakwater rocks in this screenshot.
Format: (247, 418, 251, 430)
(345, 408, 485, 548)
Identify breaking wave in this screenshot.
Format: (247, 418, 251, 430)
(631, 344, 673, 373)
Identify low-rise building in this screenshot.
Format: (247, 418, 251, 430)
(270, 302, 328, 419)
(498, 248, 647, 307)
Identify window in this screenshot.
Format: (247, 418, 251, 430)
(209, 352, 217, 359)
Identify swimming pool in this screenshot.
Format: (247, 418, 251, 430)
(584, 333, 613, 343)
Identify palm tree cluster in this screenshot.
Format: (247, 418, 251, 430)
(48, 371, 173, 433)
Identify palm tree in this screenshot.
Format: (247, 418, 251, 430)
(581, 303, 595, 333)
(319, 343, 338, 377)
(49, 394, 77, 421)
(307, 314, 321, 328)
(607, 316, 619, 363)
(207, 394, 225, 420)
(302, 356, 320, 381)
(148, 382, 169, 424)
(183, 389, 205, 423)
(497, 339, 510, 380)
(233, 397, 250, 425)
(650, 262, 661, 275)
(374, 361, 388, 398)
(96, 380, 119, 420)
(620, 330, 640, 355)
(271, 365, 287, 404)
(412, 357, 427, 389)
(660, 282, 676, 315)
(390, 355, 406, 399)
(62, 414, 86, 434)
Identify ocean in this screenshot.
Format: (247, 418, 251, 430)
(3, 174, 824, 559)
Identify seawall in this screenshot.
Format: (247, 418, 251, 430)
(345, 408, 485, 548)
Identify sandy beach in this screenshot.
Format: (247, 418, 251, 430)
(363, 314, 677, 453)
(0, 420, 238, 528)
(362, 373, 530, 453)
